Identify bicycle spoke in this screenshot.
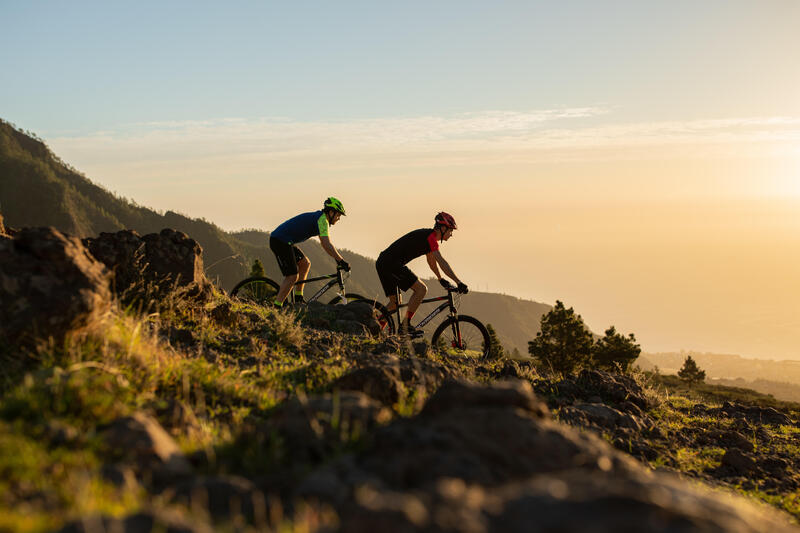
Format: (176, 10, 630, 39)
(433, 317, 489, 358)
(232, 279, 278, 304)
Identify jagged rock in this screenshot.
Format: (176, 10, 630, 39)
(760, 456, 791, 477)
(721, 448, 757, 474)
(300, 380, 796, 532)
(343, 352, 456, 404)
(422, 379, 549, 419)
(560, 403, 652, 432)
(334, 366, 406, 406)
(239, 391, 392, 467)
(167, 476, 265, 522)
(303, 300, 382, 335)
(102, 412, 192, 478)
(209, 301, 237, 327)
(0, 227, 111, 348)
(718, 402, 793, 426)
(82, 228, 212, 303)
(572, 369, 651, 410)
(57, 510, 212, 533)
(713, 430, 755, 453)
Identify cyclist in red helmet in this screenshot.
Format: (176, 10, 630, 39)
(376, 211, 468, 337)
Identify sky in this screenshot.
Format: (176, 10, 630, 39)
(2, 1, 799, 360)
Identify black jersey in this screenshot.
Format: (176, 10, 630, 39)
(378, 228, 439, 266)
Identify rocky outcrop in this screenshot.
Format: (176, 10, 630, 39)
(298, 380, 796, 532)
(303, 300, 382, 335)
(333, 352, 457, 406)
(0, 227, 111, 348)
(83, 228, 212, 303)
(540, 369, 652, 412)
(236, 392, 393, 471)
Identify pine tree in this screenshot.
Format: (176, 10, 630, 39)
(591, 326, 641, 372)
(250, 259, 265, 278)
(528, 300, 593, 374)
(486, 323, 506, 360)
(677, 355, 706, 386)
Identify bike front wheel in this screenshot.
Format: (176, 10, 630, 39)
(431, 315, 491, 359)
(230, 277, 280, 305)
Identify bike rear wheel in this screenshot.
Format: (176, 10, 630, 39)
(431, 315, 490, 359)
(230, 277, 280, 305)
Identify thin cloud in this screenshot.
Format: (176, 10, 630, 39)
(48, 111, 800, 166)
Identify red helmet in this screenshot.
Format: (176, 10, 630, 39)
(435, 212, 457, 230)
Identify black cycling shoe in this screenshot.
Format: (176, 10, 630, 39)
(293, 295, 306, 304)
(401, 324, 424, 339)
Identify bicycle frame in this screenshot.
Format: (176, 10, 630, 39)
(391, 289, 458, 330)
(291, 269, 348, 303)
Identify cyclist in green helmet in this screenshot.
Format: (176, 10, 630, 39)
(270, 197, 350, 306)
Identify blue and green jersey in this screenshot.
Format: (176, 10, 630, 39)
(271, 210, 329, 245)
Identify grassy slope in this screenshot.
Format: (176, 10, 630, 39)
(3, 287, 800, 530)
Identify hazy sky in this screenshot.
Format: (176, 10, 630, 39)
(2, 1, 799, 359)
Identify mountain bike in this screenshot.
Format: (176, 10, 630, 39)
(374, 285, 490, 359)
(230, 266, 364, 305)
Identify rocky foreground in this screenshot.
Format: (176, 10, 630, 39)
(1, 226, 799, 532)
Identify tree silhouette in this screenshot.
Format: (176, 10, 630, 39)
(678, 355, 706, 386)
(249, 259, 266, 278)
(591, 326, 641, 372)
(486, 323, 506, 360)
(528, 300, 593, 374)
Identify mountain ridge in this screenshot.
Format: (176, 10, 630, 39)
(0, 118, 550, 353)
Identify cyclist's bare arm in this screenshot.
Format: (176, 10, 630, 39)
(319, 235, 344, 263)
(428, 250, 461, 284)
(426, 253, 442, 279)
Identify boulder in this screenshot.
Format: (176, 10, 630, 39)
(334, 366, 406, 406)
(302, 300, 382, 335)
(560, 403, 651, 432)
(102, 412, 192, 478)
(718, 402, 794, 426)
(0, 227, 111, 348)
(721, 448, 757, 474)
(333, 353, 456, 406)
(300, 380, 796, 532)
(83, 228, 212, 303)
(238, 391, 392, 468)
(573, 369, 651, 410)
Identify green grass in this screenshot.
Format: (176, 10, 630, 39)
(0, 293, 387, 531)
(654, 374, 800, 414)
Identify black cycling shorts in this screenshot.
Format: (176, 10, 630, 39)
(270, 237, 306, 276)
(376, 255, 418, 297)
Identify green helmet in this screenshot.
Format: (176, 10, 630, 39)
(324, 197, 346, 215)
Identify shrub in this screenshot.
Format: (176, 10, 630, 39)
(591, 326, 641, 372)
(528, 301, 593, 374)
(486, 324, 506, 360)
(678, 355, 706, 386)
